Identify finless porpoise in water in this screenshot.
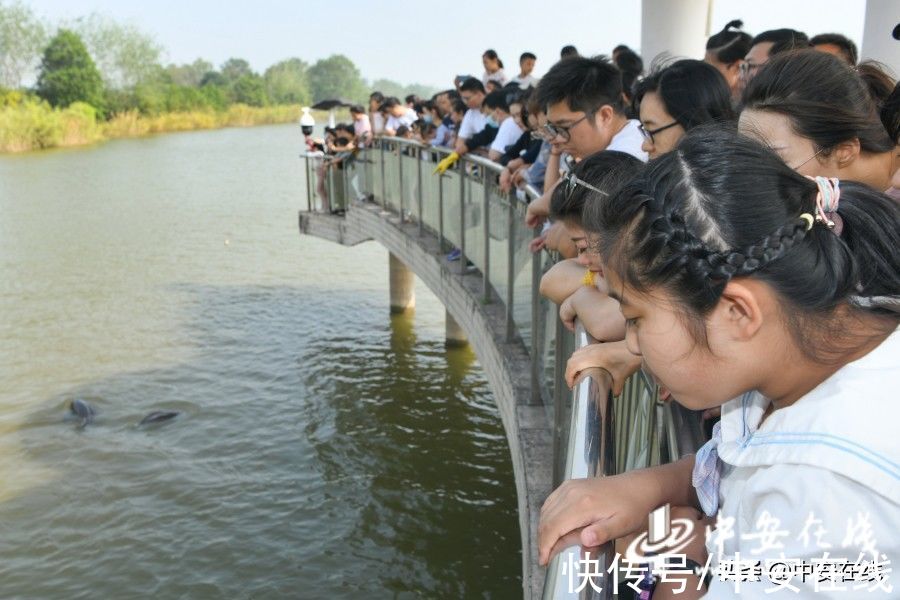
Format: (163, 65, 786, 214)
(138, 411, 180, 426)
(69, 399, 96, 428)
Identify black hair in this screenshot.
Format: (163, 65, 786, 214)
(414, 100, 434, 114)
(856, 61, 897, 112)
(706, 19, 752, 65)
(336, 123, 355, 136)
(550, 150, 642, 224)
(614, 48, 644, 103)
(380, 96, 402, 111)
(404, 94, 419, 105)
(742, 50, 895, 155)
(590, 125, 900, 361)
(485, 80, 503, 93)
(534, 55, 624, 114)
(483, 90, 509, 112)
(751, 28, 809, 57)
(349, 104, 365, 114)
(395, 124, 410, 137)
(459, 77, 486, 94)
(810, 32, 858, 65)
(451, 99, 467, 115)
(882, 82, 900, 144)
(369, 91, 385, 103)
(520, 52, 536, 62)
(612, 44, 631, 55)
(633, 59, 735, 130)
(560, 45, 579, 59)
(483, 49, 504, 70)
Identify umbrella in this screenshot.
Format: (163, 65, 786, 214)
(311, 99, 352, 128)
(311, 99, 352, 110)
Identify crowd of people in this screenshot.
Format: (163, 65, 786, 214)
(306, 21, 900, 598)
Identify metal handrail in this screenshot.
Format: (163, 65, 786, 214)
(542, 322, 614, 600)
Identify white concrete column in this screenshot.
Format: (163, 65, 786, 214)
(640, 0, 711, 65)
(389, 253, 415, 314)
(861, 0, 900, 72)
(445, 311, 468, 348)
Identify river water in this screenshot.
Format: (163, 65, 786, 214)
(0, 124, 521, 599)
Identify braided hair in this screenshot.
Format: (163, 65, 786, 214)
(589, 125, 900, 361)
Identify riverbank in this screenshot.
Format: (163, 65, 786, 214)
(0, 99, 339, 153)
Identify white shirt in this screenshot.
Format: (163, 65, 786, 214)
(482, 69, 507, 87)
(458, 109, 487, 140)
(606, 119, 648, 162)
(490, 116, 523, 155)
(704, 328, 900, 598)
(386, 108, 417, 132)
(371, 112, 385, 135)
(511, 74, 538, 88)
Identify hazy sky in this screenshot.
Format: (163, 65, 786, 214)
(24, 0, 872, 89)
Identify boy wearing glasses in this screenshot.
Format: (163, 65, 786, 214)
(525, 55, 647, 234)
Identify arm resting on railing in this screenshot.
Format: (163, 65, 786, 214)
(538, 455, 699, 566)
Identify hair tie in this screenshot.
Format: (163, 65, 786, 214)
(799, 213, 814, 231)
(806, 176, 843, 235)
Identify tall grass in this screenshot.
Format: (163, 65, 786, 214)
(0, 99, 305, 153)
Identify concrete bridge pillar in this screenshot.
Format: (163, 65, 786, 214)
(389, 253, 415, 314)
(445, 311, 468, 348)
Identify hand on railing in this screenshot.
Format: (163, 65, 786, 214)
(539, 471, 663, 566)
(538, 456, 698, 567)
(433, 151, 459, 174)
(565, 340, 642, 394)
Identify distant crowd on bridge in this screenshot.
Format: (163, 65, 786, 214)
(305, 19, 900, 599)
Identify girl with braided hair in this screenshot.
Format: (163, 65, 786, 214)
(538, 126, 900, 598)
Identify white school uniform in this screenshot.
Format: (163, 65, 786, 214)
(702, 328, 900, 598)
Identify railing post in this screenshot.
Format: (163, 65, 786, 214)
(530, 225, 541, 404)
(327, 161, 336, 213)
(482, 171, 491, 302)
(438, 171, 445, 250)
(552, 315, 568, 486)
(506, 194, 515, 341)
(304, 155, 312, 212)
(398, 144, 405, 221)
(380, 140, 387, 209)
(459, 161, 466, 274)
(416, 147, 424, 236)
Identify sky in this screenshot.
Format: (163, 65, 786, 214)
(22, 0, 874, 89)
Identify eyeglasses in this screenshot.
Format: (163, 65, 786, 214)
(789, 147, 826, 171)
(739, 61, 763, 79)
(639, 121, 679, 144)
(542, 114, 589, 142)
(562, 171, 608, 201)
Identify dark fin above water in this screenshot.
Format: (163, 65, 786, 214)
(69, 399, 96, 427)
(139, 411, 180, 426)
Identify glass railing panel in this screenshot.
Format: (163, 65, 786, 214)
(486, 182, 510, 308)
(383, 142, 401, 214)
(462, 168, 485, 274)
(399, 150, 420, 222)
(441, 167, 463, 252)
(419, 149, 442, 235)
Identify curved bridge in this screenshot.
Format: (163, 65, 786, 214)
(298, 138, 703, 599)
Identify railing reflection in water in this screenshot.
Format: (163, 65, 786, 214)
(300, 138, 706, 600)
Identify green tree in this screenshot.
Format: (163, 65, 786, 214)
(264, 58, 310, 105)
(231, 74, 268, 106)
(370, 77, 406, 99)
(308, 54, 366, 102)
(166, 58, 213, 88)
(220, 58, 253, 83)
(70, 13, 162, 89)
(0, 0, 48, 88)
(35, 29, 105, 110)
